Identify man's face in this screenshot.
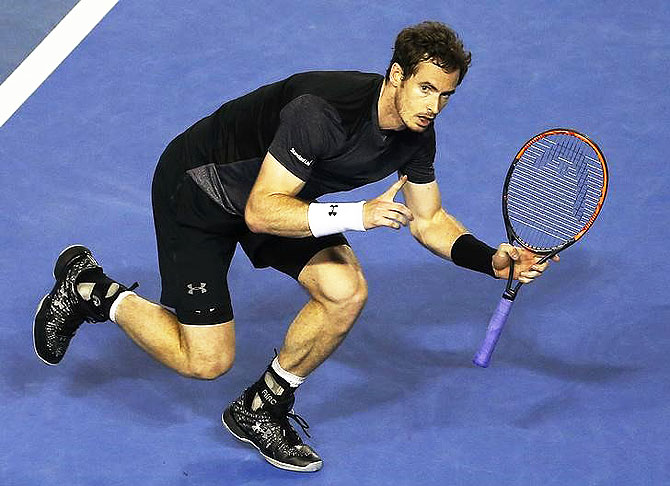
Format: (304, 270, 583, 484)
(393, 60, 460, 132)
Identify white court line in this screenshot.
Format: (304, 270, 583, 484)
(0, 0, 120, 128)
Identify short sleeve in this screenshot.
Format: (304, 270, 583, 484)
(398, 127, 436, 184)
(268, 95, 344, 181)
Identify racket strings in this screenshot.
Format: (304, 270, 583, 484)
(506, 134, 605, 251)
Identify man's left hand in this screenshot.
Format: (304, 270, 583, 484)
(492, 243, 559, 283)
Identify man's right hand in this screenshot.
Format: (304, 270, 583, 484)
(363, 175, 414, 230)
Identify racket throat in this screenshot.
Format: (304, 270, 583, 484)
(502, 260, 522, 301)
(502, 289, 518, 301)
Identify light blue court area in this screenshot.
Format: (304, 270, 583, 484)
(0, 0, 80, 83)
(1, 1, 669, 484)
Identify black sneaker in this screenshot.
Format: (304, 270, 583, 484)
(33, 245, 128, 366)
(222, 389, 323, 472)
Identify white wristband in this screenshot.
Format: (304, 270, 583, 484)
(308, 201, 367, 237)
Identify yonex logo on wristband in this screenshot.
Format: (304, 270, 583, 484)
(186, 282, 208, 295)
(290, 147, 313, 166)
(328, 204, 338, 216)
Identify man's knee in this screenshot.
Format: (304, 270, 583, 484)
(178, 320, 236, 380)
(186, 353, 235, 380)
(311, 267, 368, 314)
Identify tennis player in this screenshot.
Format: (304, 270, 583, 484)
(34, 21, 555, 472)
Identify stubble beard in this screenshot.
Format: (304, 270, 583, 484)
(393, 87, 428, 133)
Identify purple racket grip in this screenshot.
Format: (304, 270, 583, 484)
(473, 297, 514, 368)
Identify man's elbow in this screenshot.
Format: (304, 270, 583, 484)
(408, 219, 426, 243)
(244, 196, 265, 233)
(409, 212, 443, 245)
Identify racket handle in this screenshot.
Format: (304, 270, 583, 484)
(473, 297, 514, 368)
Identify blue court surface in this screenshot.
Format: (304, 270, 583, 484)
(1, 1, 669, 484)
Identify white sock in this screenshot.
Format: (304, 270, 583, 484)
(109, 291, 135, 324)
(271, 356, 306, 388)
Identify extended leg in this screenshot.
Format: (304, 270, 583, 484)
(34, 245, 235, 379)
(113, 294, 235, 379)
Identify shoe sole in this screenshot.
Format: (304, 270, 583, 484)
(221, 408, 323, 473)
(33, 295, 55, 366)
(33, 245, 92, 366)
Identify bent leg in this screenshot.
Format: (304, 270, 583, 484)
(114, 294, 235, 380)
(278, 245, 368, 377)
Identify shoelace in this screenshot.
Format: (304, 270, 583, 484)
(286, 410, 311, 439)
(267, 403, 311, 443)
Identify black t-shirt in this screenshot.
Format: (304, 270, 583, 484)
(177, 71, 436, 216)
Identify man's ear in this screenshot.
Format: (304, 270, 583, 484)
(389, 62, 404, 87)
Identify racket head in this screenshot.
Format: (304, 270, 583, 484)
(502, 128, 608, 255)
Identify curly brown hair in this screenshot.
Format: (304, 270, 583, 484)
(385, 21, 471, 85)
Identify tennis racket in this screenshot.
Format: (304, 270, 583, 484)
(473, 128, 608, 368)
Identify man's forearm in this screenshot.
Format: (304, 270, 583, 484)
(245, 193, 312, 238)
(409, 208, 468, 260)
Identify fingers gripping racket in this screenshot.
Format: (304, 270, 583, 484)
(473, 128, 608, 368)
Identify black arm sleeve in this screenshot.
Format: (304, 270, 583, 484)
(268, 94, 344, 181)
(398, 127, 436, 184)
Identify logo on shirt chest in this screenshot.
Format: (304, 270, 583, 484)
(290, 147, 313, 166)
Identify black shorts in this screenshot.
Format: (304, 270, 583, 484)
(151, 136, 348, 325)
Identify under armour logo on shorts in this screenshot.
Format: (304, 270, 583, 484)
(328, 204, 338, 216)
(186, 282, 208, 295)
